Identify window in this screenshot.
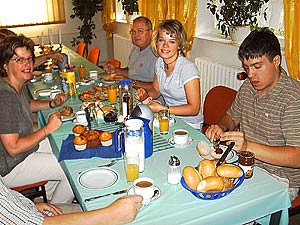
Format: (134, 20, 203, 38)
(0, 0, 65, 28)
(196, 0, 284, 39)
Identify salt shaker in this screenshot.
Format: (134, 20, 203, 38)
(167, 155, 181, 185)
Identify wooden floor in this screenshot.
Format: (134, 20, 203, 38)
(289, 213, 300, 225)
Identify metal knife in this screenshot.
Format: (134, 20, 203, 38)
(216, 142, 235, 167)
(85, 189, 127, 202)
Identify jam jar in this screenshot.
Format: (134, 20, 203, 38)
(238, 151, 255, 179)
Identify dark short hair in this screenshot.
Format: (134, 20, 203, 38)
(0, 35, 35, 77)
(133, 16, 153, 30)
(238, 28, 281, 63)
(152, 19, 188, 57)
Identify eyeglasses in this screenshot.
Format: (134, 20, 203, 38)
(129, 28, 151, 35)
(10, 56, 33, 64)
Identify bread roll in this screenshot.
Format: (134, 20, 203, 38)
(216, 164, 243, 178)
(196, 141, 212, 156)
(196, 176, 224, 192)
(183, 166, 202, 191)
(197, 159, 216, 178)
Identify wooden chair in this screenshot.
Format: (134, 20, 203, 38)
(202, 85, 237, 133)
(76, 42, 87, 57)
(12, 181, 48, 203)
(87, 47, 100, 65)
(106, 58, 121, 68)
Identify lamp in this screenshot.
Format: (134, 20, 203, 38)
(0, 0, 65, 28)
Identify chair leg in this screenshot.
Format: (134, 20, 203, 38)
(41, 185, 48, 203)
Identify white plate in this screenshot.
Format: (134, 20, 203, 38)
(35, 89, 52, 97)
(153, 117, 176, 128)
(168, 137, 193, 148)
(200, 145, 238, 163)
(79, 168, 118, 189)
(127, 186, 161, 205)
(61, 113, 76, 122)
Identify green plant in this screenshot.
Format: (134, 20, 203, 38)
(70, 0, 104, 56)
(118, 0, 139, 15)
(207, 0, 269, 37)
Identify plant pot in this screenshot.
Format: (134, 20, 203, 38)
(230, 26, 250, 44)
(126, 12, 139, 24)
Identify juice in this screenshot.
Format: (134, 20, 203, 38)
(159, 118, 169, 134)
(126, 164, 139, 182)
(108, 86, 117, 103)
(78, 66, 86, 80)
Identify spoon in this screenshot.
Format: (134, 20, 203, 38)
(144, 189, 160, 206)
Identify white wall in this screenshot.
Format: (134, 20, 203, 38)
(8, 0, 109, 64)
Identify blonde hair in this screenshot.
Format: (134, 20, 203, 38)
(151, 20, 188, 57)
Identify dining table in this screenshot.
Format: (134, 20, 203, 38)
(27, 45, 291, 225)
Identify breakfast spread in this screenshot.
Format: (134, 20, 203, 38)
(72, 125, 113, 150)
(182, 159, 243, 194)
(78, 84, 118, 102)
(102, 73, 116, 81)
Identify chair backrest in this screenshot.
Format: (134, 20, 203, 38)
(76, 42, 87, 57)
(202, 85, 237, 133)
(106, 58, 121, 68)
(87, 47, 100, 65)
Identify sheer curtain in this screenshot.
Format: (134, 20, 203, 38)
(284, 0, 300, 79)
(0, 0, 65, 27)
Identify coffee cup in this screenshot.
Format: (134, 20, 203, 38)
(89, 70, 98, 80)
(75, 110, 88, 125)
(173, 129, 189, 146)
(44, 72, 53, 81)
(133, 177, 155, 204)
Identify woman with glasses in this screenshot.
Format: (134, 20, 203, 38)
(0, 35, 74, 204)
(138, 20, 203, 130)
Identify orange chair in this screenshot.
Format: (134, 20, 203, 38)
(12, 181, 48, 202)
(202, 85, 237, 133)
(87, 47, 100, 65)
(76, 42, 87, 57)
(106, 58, 121, 68)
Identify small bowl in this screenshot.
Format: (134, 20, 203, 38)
(74, 144, 87, 151)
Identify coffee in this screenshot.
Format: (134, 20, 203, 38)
(174, 130, 187, 135)
(136, 181, 152, 188)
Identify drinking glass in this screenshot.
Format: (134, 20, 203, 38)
(124, 152, 139, 183)
(108, 85, 117, 103)
(78, 64, 86, 80)
(158, 109, 170, 135)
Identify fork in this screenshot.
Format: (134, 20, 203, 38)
(78, 159, 118, 174)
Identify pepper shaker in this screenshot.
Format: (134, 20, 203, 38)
(167, 155, 181, 185)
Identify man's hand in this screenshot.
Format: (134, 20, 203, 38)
(35, 202, 63, 216)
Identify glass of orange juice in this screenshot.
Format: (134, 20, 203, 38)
(108, 85, 117, 103)
(78, 64, 86, 80)
(125, 152, 139, 183)
(158, 109, 170, 135)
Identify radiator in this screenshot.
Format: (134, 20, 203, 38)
(113, 34, 132, 67)
(195, 57, 244, 105)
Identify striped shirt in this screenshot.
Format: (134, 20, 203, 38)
(228, 68, 300, 187)
(0, 177, 44, 224)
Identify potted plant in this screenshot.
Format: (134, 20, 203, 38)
(70, 0, 104, 57)
(207, 0, 269, 40)
(118, 0, 139, 15)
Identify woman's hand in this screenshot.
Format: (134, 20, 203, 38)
(52, 94, 67, 107)
(45, 112, 62, 134)
(35, 202, 63, 216)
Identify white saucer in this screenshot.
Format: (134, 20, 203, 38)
(61, 113, 76, 122)
(127, 186, 161, 205)
(168, 137, 193, 148)
(78, 168, 118, 189)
